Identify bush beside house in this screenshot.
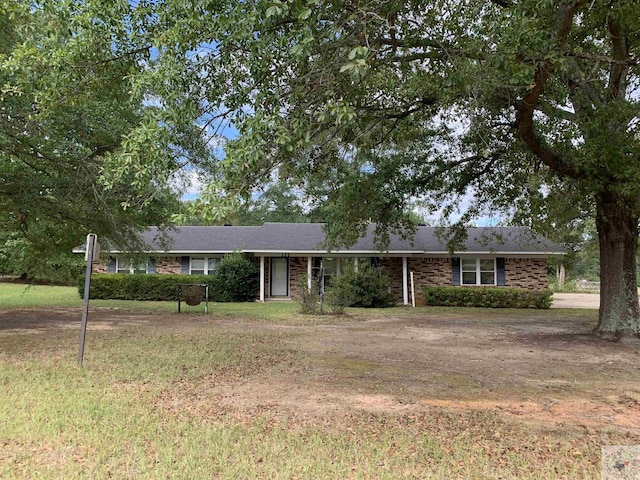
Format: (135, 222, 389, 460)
(423, 286, 552, 309)
(79, 253, 259, 302)
(321, 265, 396, 313)
(78, 274, 213, 301)
(209, 252, 259, 302)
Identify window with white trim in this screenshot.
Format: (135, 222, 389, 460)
(461, 258, 496, 285)
(316, 257, 374, 291)
(190, 257, 221, 275)
(116, 259, 149, 274)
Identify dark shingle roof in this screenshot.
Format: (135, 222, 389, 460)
(115, 223, 562, 255)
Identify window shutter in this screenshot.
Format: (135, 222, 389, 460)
(148, 257, 156, 274)
(181, 256, 190, 274)
(496, 257, 506, 286)
(452, 257, 461, 286)
(107, 257, 116, 274)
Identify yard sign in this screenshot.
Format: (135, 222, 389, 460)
(78, 234, 98, 367)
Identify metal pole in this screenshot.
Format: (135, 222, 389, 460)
(78, 234, 95, 367)
(410, 271, 416, 308)
(205, 284, 209, 314)
(319, 260, 324, 314)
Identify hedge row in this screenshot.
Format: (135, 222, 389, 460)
(78, 274, 218, 301)
(422, 286, 552, 309)
(79, 252, 259, 302)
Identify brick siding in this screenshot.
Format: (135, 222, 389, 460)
(505, 258, 548, 290)
(378, 258, 404, 301)
(94, 260, 108, 274)
(407, 257, 452, 305)
(288, 256, 308, 300)
(94, 254, 549, 302)
(155, 257, 182, 274)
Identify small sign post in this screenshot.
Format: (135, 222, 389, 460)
(410, 271, 416, 308)
(78, 234, 98, 367)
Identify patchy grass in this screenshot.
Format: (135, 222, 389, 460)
(0, 313, 614, 480)
(0, 283, 82, 308)
(0, 284, 636, 478)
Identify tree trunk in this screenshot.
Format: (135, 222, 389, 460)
(557, 261, 565, 290)
(595, 192, 640, 337)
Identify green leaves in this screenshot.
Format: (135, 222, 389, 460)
(340, 46, 369, 75)
(0, 0, 179, 281)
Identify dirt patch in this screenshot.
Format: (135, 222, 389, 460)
(551, 293, 600, 309)
(2, 306, 639, 438)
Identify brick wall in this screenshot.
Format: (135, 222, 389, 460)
(93, 256, 182, 274)
(505, 258, 548, 290)
(94, 254, 549, 301)
(155, 256, 182, 274)
(378, 258, 404, 301)
(408, 257, 452, 305)
(288, 256, 308, 300)
(94, 260, 108, 273)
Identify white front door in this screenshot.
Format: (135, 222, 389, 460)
(270, 258, 289, 296)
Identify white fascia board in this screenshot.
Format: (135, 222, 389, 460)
(91, 249, 564, 256)
(102, 250, 239, 254)
(453, 251, 565, 256)
(248, 250, 420, 255)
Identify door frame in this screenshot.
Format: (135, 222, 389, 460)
(270, 257, 290, 297)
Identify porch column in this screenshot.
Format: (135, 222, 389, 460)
(402, 256, 409, 305)
(259, 256, 265, 302)
(307, 256, 312, 291)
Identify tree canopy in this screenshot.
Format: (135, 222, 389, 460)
(118, 0, 639, 335)
(0, 1, 192, 281)
(4, 0, 639, 336)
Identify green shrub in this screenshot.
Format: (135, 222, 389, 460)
(210, 252, 259, 302)
(297, 275, 320, 314)
(78, 274, 215, 301)
(422, 286, 552, 309)
(326, 264, 396, 310)
(78, 253, 259, 302)
(323, 285, 350, 315)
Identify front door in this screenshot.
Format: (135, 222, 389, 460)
(270, 258, 289, 296)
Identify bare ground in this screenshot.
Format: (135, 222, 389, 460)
(1, 306, 639, 438)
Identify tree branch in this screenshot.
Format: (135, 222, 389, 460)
(535, 101, 576, 122)
(606, 17, 630, 100)
(364, 95, 438, 120)
(68, 46, 151, 68)
(565, 51, 636, 66)
(515, 0, 588, 180)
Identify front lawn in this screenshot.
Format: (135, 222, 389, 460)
(0, 283, 637, 478)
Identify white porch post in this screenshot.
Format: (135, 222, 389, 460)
(259, 256, 265, 302)
(402, 256, 409, 305)
(307, 256, 312, 291)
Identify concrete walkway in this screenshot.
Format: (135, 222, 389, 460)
(551, 293, 599, 309)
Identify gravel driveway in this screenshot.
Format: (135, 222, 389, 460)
(551, 292, 599, 309)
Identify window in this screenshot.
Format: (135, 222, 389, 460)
(116, 259, 149, 274)
(315, 257, 375, 291)
(323, 257, 337, 289)
(190, 257, 220, 275)
(461, 258, 496, 286)
(340, 257, 355, 271)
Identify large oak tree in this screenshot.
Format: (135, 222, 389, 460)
(115, 0, 639, 336)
